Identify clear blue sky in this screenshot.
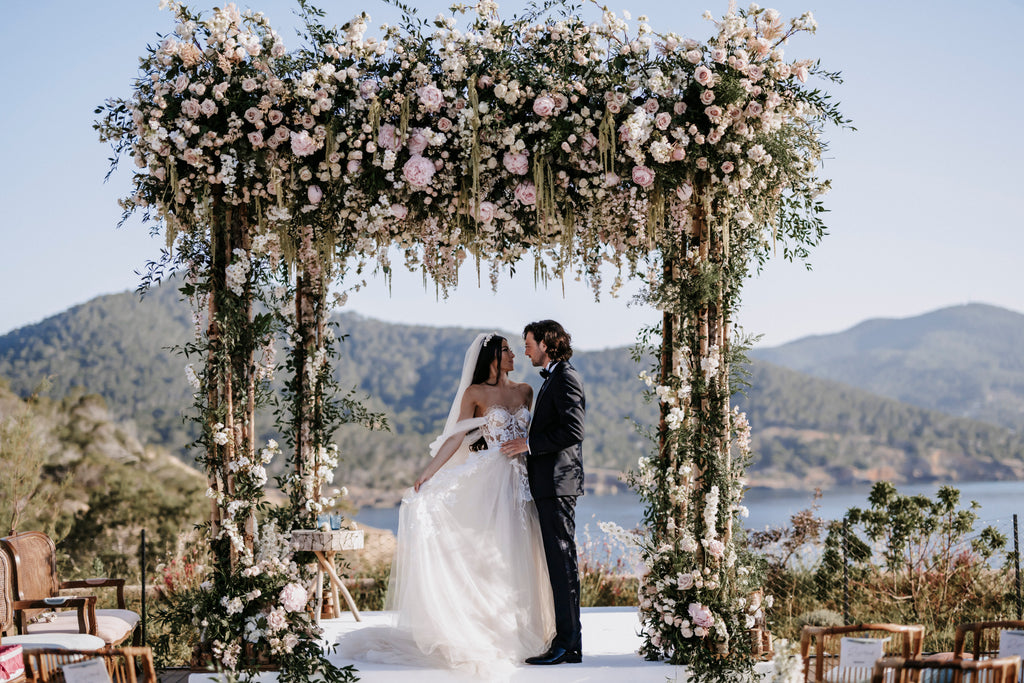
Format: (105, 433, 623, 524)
(1, 0, 1021, 350)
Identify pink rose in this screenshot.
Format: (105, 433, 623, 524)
(643, 98, 659, 114)
(477, 75, 493, 88)
(603, 172, 620, 188)
(391, 203, 408, 219)
(700, 89, 715, 105)
(301, 113, 315, 129)
(503, 151, 529, 175)
(244, 107, 261, 123)
(696, 157, 709, 170)
(720, 161, 734, 174)
(671, 146, 686, 161)
(307, 185, 323, 204)
(403, 154, 436, 188)
(181, 99, 201, 118)
(359, 80, 377, 99)
(686, 49, 702, 64)
(688, 603, 715, 629)
(473, 201, 496, 224)
(247, 131, 264, 148)
(606, 101, 621, 114)
(581, 132, 598, 153)
(268, 110, 284, 125)
(272, 127, 290, 144)
(631, 165, 655, 188)
(705, 538, 726, 558)
(241, 78, 257, 92)
(290, 130, 317, 156)
(678, 573, 694, 590)
(378, 124, 400, 151)
(746, 102, 764, 117)
(795, 65, 809, 83)
(280, 583, 308, 612)
(705, 105, 724, 122)
(694, 65, 713, 87)
(532, 95, 555, 117)
(437, 117, 453, 132)
(200, 99, 217, 116)
(266, 608, 288, 632)
(514, 181, 536, 205)
(655, 112, 671, 130)
(551, 93, 568, 111)
(673, 101, 687, 115)
(711, 48, 727, 63)
(418, 84, 445, 112)
(407, 128, 429, 155)
(346, 159, 361, 173)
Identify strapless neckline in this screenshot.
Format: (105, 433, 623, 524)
(482, 405, 530, 419)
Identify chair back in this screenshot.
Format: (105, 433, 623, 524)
(0, 547, 13, 636)
(0, 531, 60, 628)
(22, 646, 157, 683)
(872, 655, 1022, 683)
(955, 622, 1024, 661)
(802, 623, 926, 683)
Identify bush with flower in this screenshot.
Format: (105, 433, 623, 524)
(97, 0, 846, 679)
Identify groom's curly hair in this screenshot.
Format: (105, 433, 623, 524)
(523, 320, 573, 362)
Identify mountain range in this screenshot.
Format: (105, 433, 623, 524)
(2, 279, 1023, 496)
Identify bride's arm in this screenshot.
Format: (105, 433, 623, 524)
(414, 388, 478, 492)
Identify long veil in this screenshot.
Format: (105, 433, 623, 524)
(426, 332, 494, 466)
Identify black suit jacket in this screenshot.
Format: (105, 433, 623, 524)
(527, 360, 585, 499)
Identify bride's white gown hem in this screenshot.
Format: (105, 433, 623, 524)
(336, 406, 555, 678)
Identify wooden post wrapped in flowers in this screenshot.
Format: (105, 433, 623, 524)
(97, 0, 847, 680)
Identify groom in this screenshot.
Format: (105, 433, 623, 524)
(502, 319, 585, 665)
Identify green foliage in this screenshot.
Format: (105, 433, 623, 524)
(813, 482, 1009, 638)
(757, 486, 1017, 651)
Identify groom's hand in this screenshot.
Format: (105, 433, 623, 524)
(500, 438, 529, 457)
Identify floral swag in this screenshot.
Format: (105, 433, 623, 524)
(96, 0, 846, 680)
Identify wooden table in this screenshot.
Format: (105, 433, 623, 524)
(290, 530, 365, 623)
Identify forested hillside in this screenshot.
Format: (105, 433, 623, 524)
(752, 303, 1024, 432)
(2, 281, 1023, 494)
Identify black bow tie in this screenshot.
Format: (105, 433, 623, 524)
(539, 368, 552, 379)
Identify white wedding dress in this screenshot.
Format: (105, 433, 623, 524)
(336, 405, 555, 678)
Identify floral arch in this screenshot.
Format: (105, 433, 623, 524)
(97, 0, 846, 680)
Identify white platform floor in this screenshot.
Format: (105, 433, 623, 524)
(190, 607, 773, 682)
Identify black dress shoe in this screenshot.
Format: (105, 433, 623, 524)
(525, 647, 583, 665)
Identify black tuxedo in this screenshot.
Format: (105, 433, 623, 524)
(527, 360, 585, 653)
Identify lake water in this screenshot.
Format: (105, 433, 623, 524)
(353, 480, 1024, 568)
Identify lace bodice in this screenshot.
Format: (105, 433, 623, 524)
(480, 405, 530, 449)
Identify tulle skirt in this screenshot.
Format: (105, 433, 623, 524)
(336, 447, 555, 678)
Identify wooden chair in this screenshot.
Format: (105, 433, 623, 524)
(1, 533, 139, 647)
(871, 655, 1021, 683)
(22, 647, 157, 683)
(1, 546, 105, 652)
(955, 622, 1024, 661)
(801, 623, 926, 683)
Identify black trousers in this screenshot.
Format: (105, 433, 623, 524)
(534, 495, 581, 652)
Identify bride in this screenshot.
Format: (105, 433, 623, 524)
(337, 333, 555, 676)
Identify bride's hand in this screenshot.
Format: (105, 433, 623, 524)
(414, 474, 429, 492)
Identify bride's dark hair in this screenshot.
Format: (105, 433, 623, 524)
(471, 334, 505, 386)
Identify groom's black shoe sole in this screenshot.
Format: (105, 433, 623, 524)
(525, 648, 583, 665)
